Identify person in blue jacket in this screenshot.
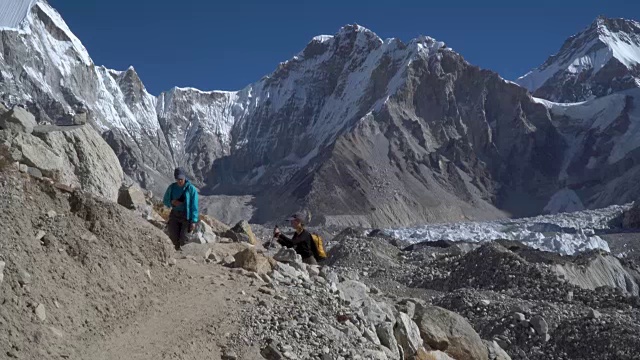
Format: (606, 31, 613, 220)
(163, 167, 199, 251)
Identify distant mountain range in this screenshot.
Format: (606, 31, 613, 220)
(2, 0, 640, 227)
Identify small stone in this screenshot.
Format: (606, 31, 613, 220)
(27, 167, 42, 179)
(41, 234, 56, 247)
(480, 300, 491, 306)
(512, 312, 526, 322)
(0, 261, 5, 283)
(259, 287, 276, 296)
(145, 269, 151, 280)
(260, 273, 272, 283)
(46, 210, 57, 218)
(261, 344, 285, 360)
(18, 269, 31, 286)
(35, 304, 46, 321)
(35, 231, 46, 242)
(589, 309, 601, 319)
(222, 351, 238, 360)
(283, 351, 298, 359)
(19, 164, 28, 173)
(567, 291, 574, 302)
(168, 259, 177, 266)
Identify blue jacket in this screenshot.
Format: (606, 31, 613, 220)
(163, 180, 199, 223)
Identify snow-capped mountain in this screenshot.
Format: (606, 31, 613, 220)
(517, 17, 640, 102)
(3, 0, 640, 227)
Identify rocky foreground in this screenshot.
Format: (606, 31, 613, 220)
(1, 160, 640, 360)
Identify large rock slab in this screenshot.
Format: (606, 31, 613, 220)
(415, 305, 488, 360)
(394, 312, 423, 357)
(0, 106, 37, 134)
(38, 125, 124, 201)
(6, 131, 63, 178)
(377, 322, 401, 360)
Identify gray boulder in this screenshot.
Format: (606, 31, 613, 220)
(530, 315, 549, 335)
(233, 247, 272, 274)
(0, 261, 5, 283)
(337, 280, 369, 307)
(188, 221, 218, 244)
(414, 305, 488, 360)
(0, 106, 37, 134)
(118, 184, 148, 210)
(274, 248, 302, 263)
(393, 312, 422, 357)
(484, 340, 512, 360)
(230, 220, 258, 245)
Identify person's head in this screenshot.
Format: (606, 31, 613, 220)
(287, 213, 305, 230)
(174, 167, 187, 187)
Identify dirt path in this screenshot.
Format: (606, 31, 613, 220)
(80, 259, 263, 360)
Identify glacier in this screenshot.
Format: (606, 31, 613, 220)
(383, 204, 630, 255)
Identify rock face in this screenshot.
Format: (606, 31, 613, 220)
(623, 201, 640, 228)
(414, 305, 489, 360)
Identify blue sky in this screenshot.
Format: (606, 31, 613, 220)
(49, 0, 638, 95)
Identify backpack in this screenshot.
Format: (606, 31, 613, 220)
(311, 233, 327, 261)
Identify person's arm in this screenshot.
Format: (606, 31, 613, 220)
(277, 233, 293, 247)
(189, 185, 199, 223)
(163, 184, 172, 208)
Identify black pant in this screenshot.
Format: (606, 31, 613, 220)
(167, 210, 189, 250)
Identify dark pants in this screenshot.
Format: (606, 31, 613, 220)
(168, 210, 189, 250)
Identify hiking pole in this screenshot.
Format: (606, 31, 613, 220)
(268, 224, 279, 250)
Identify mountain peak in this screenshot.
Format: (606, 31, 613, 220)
(516, 16, 640, 100)
(593, 16, 640, 35)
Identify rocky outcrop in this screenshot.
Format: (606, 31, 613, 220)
(0, 122, 123, 201)
(36, 125, 124, 201)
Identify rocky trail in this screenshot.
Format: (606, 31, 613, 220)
(3, 152, 640, 360)
(80, 259, 261, 360)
